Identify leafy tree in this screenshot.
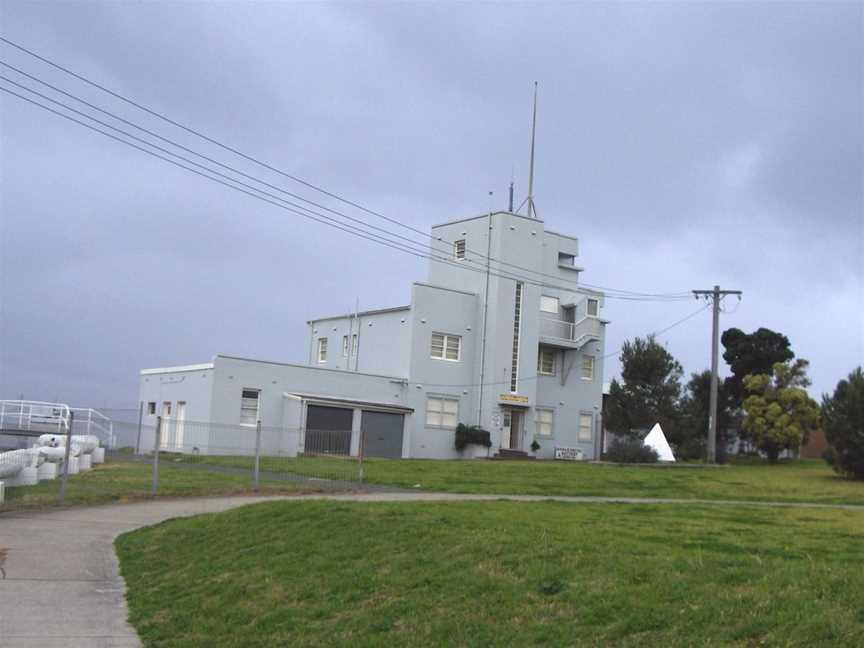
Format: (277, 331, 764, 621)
(604, 336, 683, 441)
(676, 370, 734, 461)
(822, 367, 864, 479)
(742, 360, 820, 462)
(722, 327, 794, 410)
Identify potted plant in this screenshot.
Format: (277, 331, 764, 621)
(530, 439, 541, 455)
(454, 423, 492, 458)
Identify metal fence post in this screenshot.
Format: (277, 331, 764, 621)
(358, 426, 365, 484)
(254, 419, 262, 491)
(151, 415, 161, 495)
(135, 401, 144, 454)
(57, 410, 74, 506)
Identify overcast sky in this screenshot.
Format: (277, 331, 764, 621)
(1, 1, 861, 409)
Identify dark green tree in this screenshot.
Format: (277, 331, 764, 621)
(676, 370, 733, 461)
(822, 367, 864, 479)
(722, 327, 794, 409)
(604, 336, 683, 441)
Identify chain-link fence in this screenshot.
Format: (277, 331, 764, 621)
(1, 411, 370, 513)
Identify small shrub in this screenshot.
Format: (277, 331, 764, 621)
(454, 424, 492, 452)
(605, 438, 659, 464)
(822, 446, 837, 467)
(530, 439, 541, 453)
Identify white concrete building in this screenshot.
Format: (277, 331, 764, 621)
(139, 210, 608, 460)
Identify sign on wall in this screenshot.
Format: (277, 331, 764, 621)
(554, 447, 584, 461)
(499, 393, 529, 404)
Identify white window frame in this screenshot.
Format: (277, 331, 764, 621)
(558, 252, 576, 266)
(578, 412, 593, 442)
(147, 401, 156, 415)
(454, 239, 466, 260)
(540, 295, 559, 314)
(425, 396, 459, 429)
(240, 388, 261, 426)
(317, 337, 328, 363)
(581, 355, 595, 381)
(351, 333, 358, 356)
(342, 335, 349, 357)
(587, 298, 599, 317)
(535, 408, 554, 438)
(537, 348, 556, 376)
(430, 332, 462, 362)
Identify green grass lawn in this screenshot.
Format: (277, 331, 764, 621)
(117, 500, 864, 647)
(0, 459, 309, 511)
(179, 454, 864, 505)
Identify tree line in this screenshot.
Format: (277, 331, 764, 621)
(603, 327, 863, 477)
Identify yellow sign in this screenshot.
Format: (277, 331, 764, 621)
(499, 393, 529, 404)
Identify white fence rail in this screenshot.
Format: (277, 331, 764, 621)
(0, 400, 71, 435)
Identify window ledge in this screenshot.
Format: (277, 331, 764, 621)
(558, 263, 584, 272)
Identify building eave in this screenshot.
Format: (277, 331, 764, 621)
(140, 363, 214, 376)
(307, 305, 411, 325)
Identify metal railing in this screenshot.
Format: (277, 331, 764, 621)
(0, 400, 71, 435)
(70, 408, 115, 448)
(539, 315, 603, 345)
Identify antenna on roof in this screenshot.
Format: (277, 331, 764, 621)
(526, 81, 538, 219)
(508, 180, 514, 212)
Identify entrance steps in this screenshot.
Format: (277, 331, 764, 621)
(491, 448, 535, 461)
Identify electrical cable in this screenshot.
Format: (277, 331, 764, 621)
(0, 38, 691, 300)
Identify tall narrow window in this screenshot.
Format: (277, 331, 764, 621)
(317, 337, 328, 363)
(431, 333, 461, 361)
(351, 333, 358, 356)
(581, 355, 595, 380)
(578, 412, 593, 442)
(454, 239, 466, 260)
(587, 298, 599, 317)
(537, 348, 556, 376)
(240, 389, 260, 425)
(342, 335, 349, 357)
(510, 282, 523, 393)
(147, 402, 156, 415)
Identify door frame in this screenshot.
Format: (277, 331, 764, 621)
(501, 407, 523, 450)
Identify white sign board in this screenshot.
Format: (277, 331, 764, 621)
(554, 447, 583, 461)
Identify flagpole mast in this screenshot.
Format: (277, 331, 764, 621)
(526, 81, 538, 219)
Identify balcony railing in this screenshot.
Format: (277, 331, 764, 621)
(539, 315, 603, 346)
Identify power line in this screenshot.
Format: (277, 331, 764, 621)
(0, 80, 691, 302)
(603, 304, 711, 360)
(0, 37, 691, 301)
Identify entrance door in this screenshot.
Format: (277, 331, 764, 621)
(160, 401, 171, 449)
(361, 411, 404, 459)
(175, 401, 186, 451)
(502, 409, 523, 450)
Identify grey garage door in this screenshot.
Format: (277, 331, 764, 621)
(305, 405, 353, 455)
(361, 411, 404, 459)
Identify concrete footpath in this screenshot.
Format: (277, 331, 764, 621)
(2, 492, 863, 647)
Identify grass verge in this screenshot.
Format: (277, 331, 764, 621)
(175, 455, 864, 505)
(117, 500, 864, 647)
(0, 458, 311, 511)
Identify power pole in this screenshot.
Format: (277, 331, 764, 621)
(692, 286, 742, 463)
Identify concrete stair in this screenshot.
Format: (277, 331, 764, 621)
(491, 448, 536, 461)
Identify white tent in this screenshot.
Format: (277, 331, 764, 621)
(643, 423, 676, 462)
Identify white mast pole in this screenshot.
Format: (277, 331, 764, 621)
(526, 81, 538, 219)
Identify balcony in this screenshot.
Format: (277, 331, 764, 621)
(539, 315, 603, 350)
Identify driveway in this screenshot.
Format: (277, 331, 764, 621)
(2, 493, 863, 647)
